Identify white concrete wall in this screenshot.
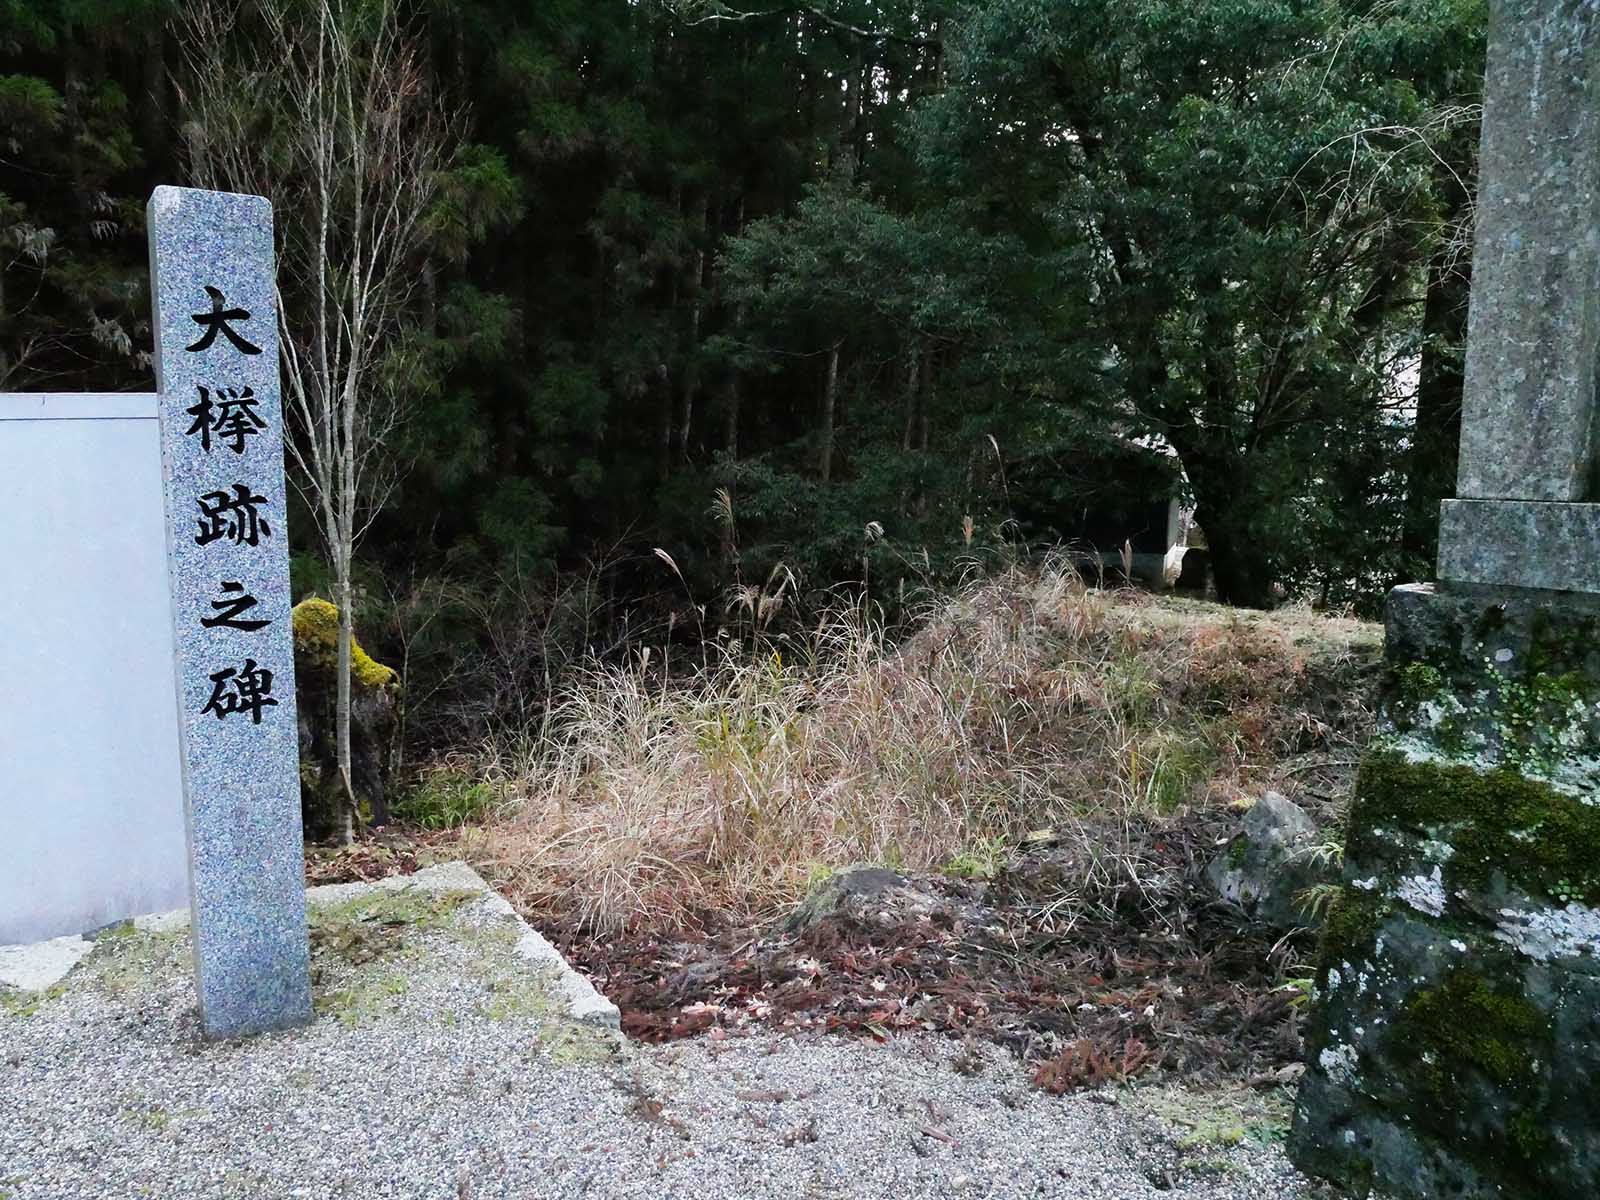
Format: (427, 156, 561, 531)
(0, 394, 188, 945)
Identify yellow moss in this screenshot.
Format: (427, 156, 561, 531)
(291, 597, 398, 690)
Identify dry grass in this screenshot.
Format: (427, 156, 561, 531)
(463, 565, 1378, 935)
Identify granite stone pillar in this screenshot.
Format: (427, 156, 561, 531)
(1454, 0, 1600, 506)
(149, 186, 311, 1039)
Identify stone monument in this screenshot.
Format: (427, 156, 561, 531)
(0, 186, 310, 1040)
(149, 185, 310, 1038)
(1290, 2, 1600, 1196)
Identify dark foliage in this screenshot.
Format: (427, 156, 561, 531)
(3, 0, 1485, 737)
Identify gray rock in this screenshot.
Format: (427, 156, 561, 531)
(1206, 792, 1331, 930)
(0, 935, 92, 993)
(1384, 582, 1600, 797)
(1439, 500, 1600, 594)
(1289, 768, 1600, 1200)
(1292, 578, 1600, 1197)
(783, 866, 986, 935)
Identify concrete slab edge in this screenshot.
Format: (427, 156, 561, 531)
(0, 934, 95, 993)
(13, 862, 622, 1033)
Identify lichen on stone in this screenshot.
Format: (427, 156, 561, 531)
(1393, 866, 1447, 918)
(1384, 596, 1600, 793)
(1492, 901, 1600, 962)
(1317, 1042, 1361, 1087)
(1293, 590, 1600, 1199)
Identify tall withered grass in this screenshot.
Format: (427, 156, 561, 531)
(466, 565, 1372, 934)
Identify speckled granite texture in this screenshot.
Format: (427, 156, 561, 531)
(148, 185, 309, 1038)
(1455, 0, 1600, 504)
(1439, 500, 1600, 593)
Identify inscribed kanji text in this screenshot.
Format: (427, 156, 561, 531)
(185, 286, 262, 355)
(200, 658, 278, 724)
(195, 483, 272, 547)
(201, 581, 270, 632)
(185, 386, 266, 454)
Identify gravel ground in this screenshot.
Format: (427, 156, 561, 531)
(1, 890, 1328, 1200)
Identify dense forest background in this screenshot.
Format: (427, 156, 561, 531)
(3, 0, 1484, 750)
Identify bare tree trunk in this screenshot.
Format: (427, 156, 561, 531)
(838, 47, 859, 172)
(918, 343, 934, 452)
(852, 53, 869, 168)
(720, 379, 741, 573)
(901, 338, 921, 451)
(140, 23, 168, 156)
(723, 372, 740, 462)
(914, 341, 935, 514)
(656, 366, 673, 481)
(420, 259, 438, 337)
(819, 341, 841, 482)
(679, 191, 709, 463)
(335, 551, 355, 843)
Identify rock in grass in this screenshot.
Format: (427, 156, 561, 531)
(1206, 792, 1333, 930)
(783, 866, 990, 935)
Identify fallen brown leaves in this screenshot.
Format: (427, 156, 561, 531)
(541, 829, 1308, 1095)
(1032, 1036, 1157, 1093)
(306, 799, 1310, 1098)
(303, 833, 440, 886)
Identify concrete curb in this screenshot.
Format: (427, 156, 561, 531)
(8, 862, 622, 1033)
(301, 861, 623, 1030)
(0, 934, 94, 993)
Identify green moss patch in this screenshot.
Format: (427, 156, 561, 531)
(1403, 970, 1550, 1092)
(1391, 966, 1557, 1177)
(309, 887, 477, 965)
(315, 968, 410, 1028)
(1349, 751, 1600, 908)
(303, 881, 610, 1052)
(81, 929, 187, 998)
(0, 981, 67, 1018)
(1527, 608, 1600, 678)
(1315, 888, 1388, 980)
(291, 597, 398, 691)
(1386, 598, 1600, 779)
(536, 1019, 621, 1066)
(1139, 1083, 1293, 1153)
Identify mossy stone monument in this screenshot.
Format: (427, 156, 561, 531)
(1290, 2, 1600, 1195)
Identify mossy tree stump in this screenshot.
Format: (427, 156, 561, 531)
(291, 598, 400, 839)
